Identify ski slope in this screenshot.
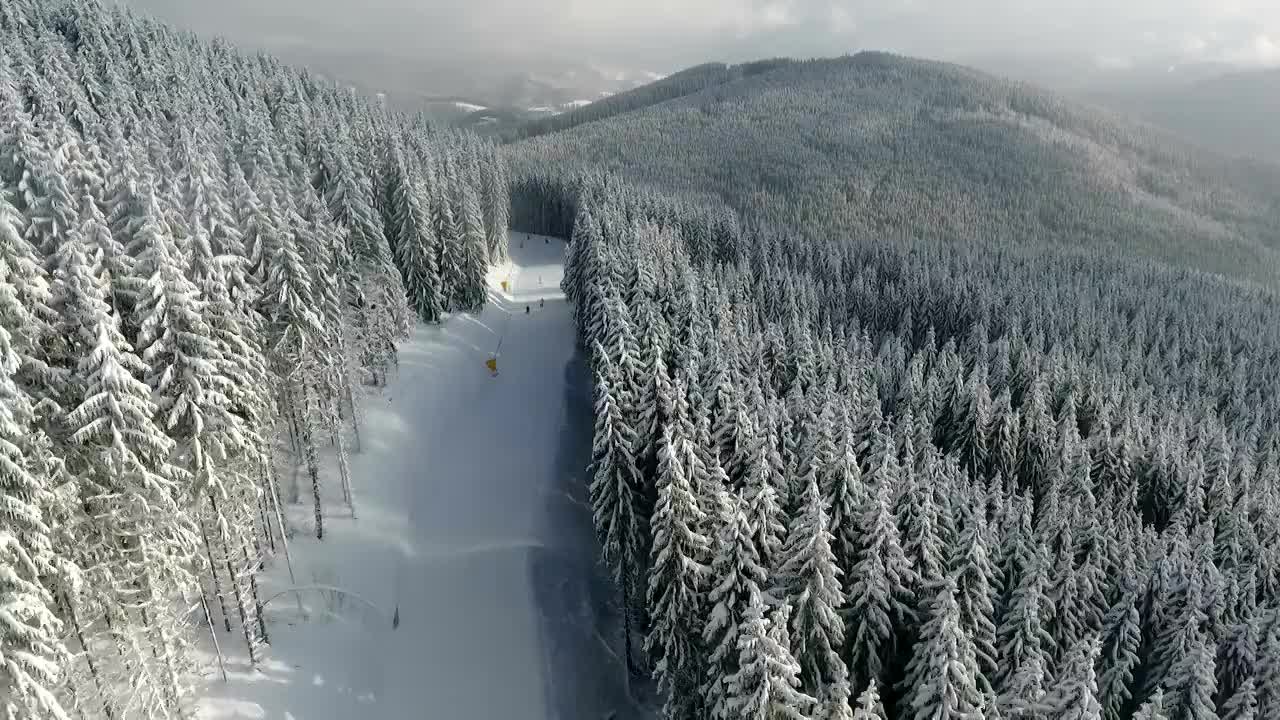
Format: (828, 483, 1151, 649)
(197, 233, 639, 719)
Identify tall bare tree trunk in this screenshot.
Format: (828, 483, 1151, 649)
(243, 537, 270, 644)
(212, 493, 258, 665)
(328, 397, 355, 518)
(200, 592, 228, 682)
(300, 386, 324, 540)
(344, 375, 362, 452)
(200, 519, 232, 632)
(62, 592, 116, 720)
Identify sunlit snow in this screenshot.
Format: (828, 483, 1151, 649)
(196, 233, 641, 719)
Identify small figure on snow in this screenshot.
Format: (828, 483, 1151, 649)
(525, 305, 531, 314)
(539, 298, 544, 309)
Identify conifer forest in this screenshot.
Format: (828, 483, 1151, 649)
(2, 0, 1280, 718)
(0, 0, 508, 716)
(509, 156, 1280, 719)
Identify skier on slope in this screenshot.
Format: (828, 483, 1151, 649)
(539, 298, 544, 309)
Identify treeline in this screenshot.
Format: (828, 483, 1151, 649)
(0, 0, 507, 717)
(512, 170, 1280, 720)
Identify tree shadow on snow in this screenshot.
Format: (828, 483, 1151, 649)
(527, 347, 651, 720)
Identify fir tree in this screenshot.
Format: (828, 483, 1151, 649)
(898, 577, 986, 720)
(1135, 690, 1171, 720)
(776, 477, 847, 692)
(704, 490, 768, 720)
(648, 422, 711, 718)
(724, 591, 816, 720)
(0, 263, 71, 719)
(844, 462, 917, 691)
(588, 347, 646, 672)
(745, 443, 788, 574)
(388, 149, 444, 323)
(819, 662, 855, 720)
(996, 551, 1053, 717)
(455, 177, 488, 310)
(1039, 635, 1103, 720)
(1097, 590, 1142, 720)
(1255, 619, 1280, 720)
(952, 507, 1000, 696)
(1222, 677, 1257, 720)
(850, 680, 887, 720)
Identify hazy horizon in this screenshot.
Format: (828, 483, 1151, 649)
(119, 0, 1279, 104)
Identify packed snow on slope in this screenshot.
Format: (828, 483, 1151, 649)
(195, 232, 644, 719)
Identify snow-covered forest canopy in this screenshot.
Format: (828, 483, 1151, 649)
(509, 163, 1280, 719)
(0, 0, 509, 716)
(5, 0, 1280, 715)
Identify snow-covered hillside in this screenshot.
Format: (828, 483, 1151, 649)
(197, 233, 638, 719)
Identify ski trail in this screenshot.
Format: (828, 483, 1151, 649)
(197, 232, 624, 720)
(372, 235, 575, 719)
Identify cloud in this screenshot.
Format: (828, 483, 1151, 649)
(121, 0, 1280, 78)
(1225, 34, 1280, 65)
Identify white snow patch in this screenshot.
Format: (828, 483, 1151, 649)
(453, 101, 487, 112)
(564, 99, 593, 109)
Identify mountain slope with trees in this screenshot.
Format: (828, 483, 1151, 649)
(0, 0, 507, 717)
(509, 52, 1280, 285)
(511, 165, 1280, 720)
(506, 51, 1280, 720)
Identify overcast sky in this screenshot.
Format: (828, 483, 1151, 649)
(124, 0, 1280, 80)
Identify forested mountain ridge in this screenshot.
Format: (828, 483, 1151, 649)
(508, 52, 1280, 285)
(0, 0, 507, 717)
(506, 46, 1280, 720)
(511, 161, 1280, 720)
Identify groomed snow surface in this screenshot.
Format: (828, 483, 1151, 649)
(196, 233, 643, 719)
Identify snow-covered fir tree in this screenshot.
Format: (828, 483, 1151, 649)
(648, 422, 711, 719)
(724, 590, 816, 720)
(704, 490, 769, 719)
(775, 477, 847, 693)
(850, 680, 886, 720)
(898, 577, 986, 720)
(588, 346, 647, 671)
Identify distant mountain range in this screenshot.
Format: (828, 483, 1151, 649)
(960, 53, 1280, 166)
(269, 46, 665, 121)
(1086, 68, 1280, 165)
